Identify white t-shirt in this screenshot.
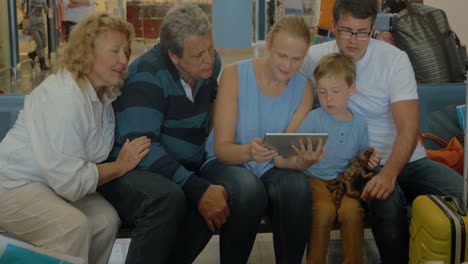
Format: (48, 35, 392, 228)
(300, 38, 426, 164)
(0, 70, 115, 202)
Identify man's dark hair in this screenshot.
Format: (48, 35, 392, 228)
(384, 0, 407, 13)
(332, 0, 378, 25)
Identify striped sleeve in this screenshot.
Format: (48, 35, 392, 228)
(112, 74, 210, 204)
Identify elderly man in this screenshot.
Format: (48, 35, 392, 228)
(98, 4, 228, 264)
(300, 0, 462, 263)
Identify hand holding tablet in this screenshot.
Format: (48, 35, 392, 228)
(262, 133, 328, 156)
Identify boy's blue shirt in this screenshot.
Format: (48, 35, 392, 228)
(296, 107, 369, 181)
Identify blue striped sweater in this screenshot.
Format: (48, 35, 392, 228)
(110, 43, 221, 204)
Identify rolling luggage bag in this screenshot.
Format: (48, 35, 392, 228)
(409, 195, 468, 264)
(409, 79, 468, 264)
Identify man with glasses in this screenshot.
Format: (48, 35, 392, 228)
(314, 0, 394, 45)
(300, 0, 462, 263)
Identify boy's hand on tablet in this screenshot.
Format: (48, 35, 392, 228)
(291, 137, 326, 170)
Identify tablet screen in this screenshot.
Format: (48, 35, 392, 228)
(263, 133, 328, 156)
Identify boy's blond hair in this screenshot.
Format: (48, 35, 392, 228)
(313, 53, 356, 86)
(268, 15, 310, 46)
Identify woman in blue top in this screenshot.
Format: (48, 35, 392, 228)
(201, 15, 325, 264)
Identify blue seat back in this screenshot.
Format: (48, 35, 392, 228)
(0, 94, 26, 142)
(0, 84, 465, 148)
(417, 83, 466, 149)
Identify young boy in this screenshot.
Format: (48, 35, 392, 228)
(296, 53, 381, 264)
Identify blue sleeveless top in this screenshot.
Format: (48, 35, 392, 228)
(204, 59, 307, 176)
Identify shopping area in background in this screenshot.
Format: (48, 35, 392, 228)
(268, 0, 423, 45)
(15, 0, 213, 64)
(15, 0, 420, 58)
(5, 0, 466, 94)
(4, 0, 214, 94)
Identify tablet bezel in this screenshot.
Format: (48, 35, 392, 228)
(262, 133, 328, 156)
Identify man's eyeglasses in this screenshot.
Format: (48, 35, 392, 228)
(337, 29, 372, 40)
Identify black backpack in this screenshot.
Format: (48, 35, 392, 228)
(391, 2, 467, 83)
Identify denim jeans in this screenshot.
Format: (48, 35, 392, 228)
(201, 160, 312, 264)
(199, 160, 268, 263)
(261, 167, 312, 264)
(98, 169, 198, 264)
(358, 158, 463, 263)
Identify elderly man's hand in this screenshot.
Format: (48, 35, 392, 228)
(198, 185, 230, 233)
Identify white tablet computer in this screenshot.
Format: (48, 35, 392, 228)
(263, 133, 328, 156)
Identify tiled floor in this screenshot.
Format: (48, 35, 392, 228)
(193, 230, 380, 264)
(3, 39, 382, 263)
(109, 230, 381, 264)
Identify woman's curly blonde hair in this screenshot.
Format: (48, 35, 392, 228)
(56, 13, 135, 99)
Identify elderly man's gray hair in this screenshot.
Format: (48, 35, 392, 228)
(160, 4, 211, 58)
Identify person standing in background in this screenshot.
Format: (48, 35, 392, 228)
(21, 0, 50, 70)
(64, 0, 95, 42)
(314, 0, 336, 44)
(280, 0, 307, 16)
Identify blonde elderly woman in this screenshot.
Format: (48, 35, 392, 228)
(0, 13, 150, 263)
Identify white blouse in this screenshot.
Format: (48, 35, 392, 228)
(0, 70, 115, 202)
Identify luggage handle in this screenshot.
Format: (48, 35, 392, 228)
(463, 61, 468, 209)
(444, 196, 467, 216)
